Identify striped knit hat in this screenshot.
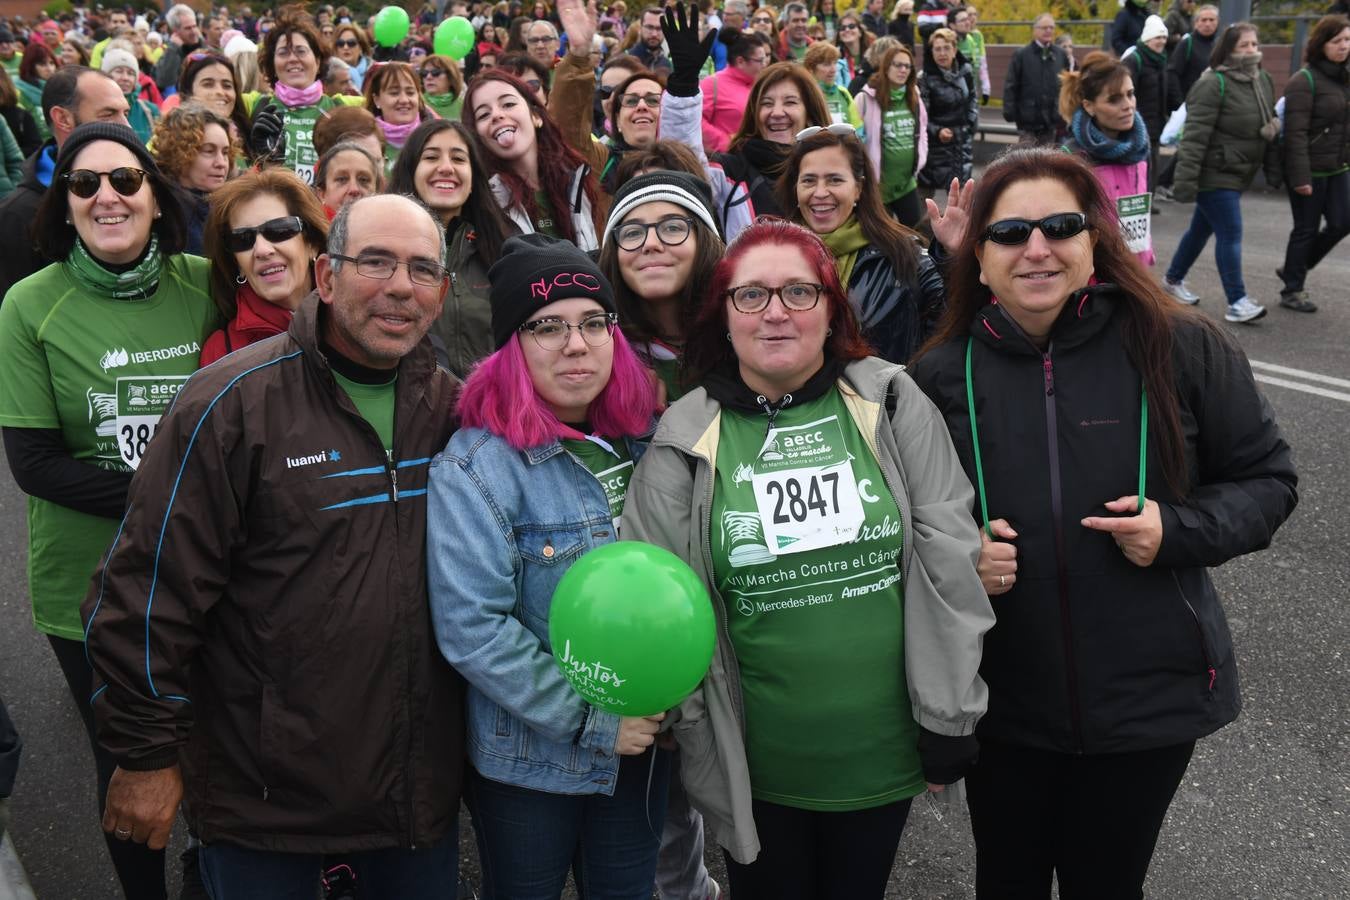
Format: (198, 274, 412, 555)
(602, 171, 722, 247)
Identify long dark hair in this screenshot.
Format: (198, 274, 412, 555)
(913, 148, 1204, 497)
(387, 118, 513, 264)
(178, 53, 251, 143)
(729, 62, 831, 153)
(685, 218, 872, 384)
(869, 44, 919, 115)
(462, 69, 604, 246)
(776, 129, 921, 284)
(1305, 14, 1350, 64)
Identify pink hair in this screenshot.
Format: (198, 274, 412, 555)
(456, 327, 658, 450)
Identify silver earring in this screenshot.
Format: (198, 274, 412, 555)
(235, 274, 247, 285)
(826, 328, 832, 336)
(725, 332, 732, 341)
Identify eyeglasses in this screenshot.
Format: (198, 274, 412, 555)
(794, 123, 856, 142)
(727, 282, 824, 313)
(520, 312, 618, 350)
(751, 16, 774, 24)
(334, 38, 360, 48)
(227, 216, 305, 252)
(330, 252, 448, 286)
(614, 215, 693, 251)
(63, 167, 148, 198)
(619, 91, 661, 108)
(981, 212, 1089, 245)
(527, 35, 558, 44)
(420, 67, 447, 78)
(839, 22, 859, 31)
(523, 77, 543, 92)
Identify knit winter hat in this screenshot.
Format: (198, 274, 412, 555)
(488, 233, 617, 349)
(223, 34, 258, 61)
(1140, 15, 1168, 44)
(55, 122, 161, 179)
(101, 47, 140, 76)
(603, 170, 722, 245)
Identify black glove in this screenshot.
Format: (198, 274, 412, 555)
(917, 727, 979, 785)
(248, 100, 286, 164)
(662, 2, 716, 97)
(981, 93, 989, 105)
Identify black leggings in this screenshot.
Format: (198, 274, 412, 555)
(723, 796, 913, 900)
(47, 634, 168, 900)
(887, 189, 924, 230)
(1280, 170, 1350, 294)
(966, 738, 1195, 900)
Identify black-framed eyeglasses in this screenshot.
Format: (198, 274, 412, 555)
(751, 16, 774, 24)
(619, 91, 661, 108)
(727, 282, 824, 313)
(598, 84, 616, 98)
(794, 123, 856, 142)
(981, 212, 1089, 246)
(329, 252, 448, 286)
(334, 38, 360, 48)
(227, 216, 305, 252)
(519, 312, 618, 350)
(63, 167, 148, 199)
(614, 215, 694, 251)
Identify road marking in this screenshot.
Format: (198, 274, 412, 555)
(1250, 360, 1350, 390)
(1253, 374, 1350, 404)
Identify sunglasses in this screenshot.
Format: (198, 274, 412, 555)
(421, 67, 447, 77)
(794, 123, 857, 142)
(227, 216, 305, 252)
(334, 38, 359, 48)
(751, 16, 774, 24)
(619, 91, 661, 108)
(63, 167, 148, 199)
(981, 212, 1089, 245)
(840, 22, 859, 30)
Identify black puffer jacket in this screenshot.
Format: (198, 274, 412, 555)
(918, 53, 979, 187)
(848, 241, 945, 364)
(1167, 30, 1216, 100)
(910, 288, 1298, 754)
(1002, 41, 1069, 132)
(1111, 1, 1150, 56)
(1124, 43, 1177, 141)
(1280, 57, 1350, 189)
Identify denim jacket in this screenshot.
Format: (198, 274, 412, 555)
(427, 426, 648, 795)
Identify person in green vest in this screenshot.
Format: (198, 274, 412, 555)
(244, 10, 361, 184)
(623, 217, 992, 898)
(419, 54, 465, 119)
(363, 61, 434, 174)
(0, 27, 22, 79)
(0, 121, 217, 900)
(805, 41, 862, 130)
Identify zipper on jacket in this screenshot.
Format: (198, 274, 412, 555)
(387, 455, 400, 503)
(1041, 346, 1085, 752)
(1171, 571, 1217, 692)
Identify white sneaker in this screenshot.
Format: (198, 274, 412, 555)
(1163, 278, 1200, 305)
(1225, 297, 1267, 323)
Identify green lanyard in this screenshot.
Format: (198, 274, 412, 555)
(964, 336, 1147, 539)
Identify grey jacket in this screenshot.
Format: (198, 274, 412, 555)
(624, 357, 994, 863)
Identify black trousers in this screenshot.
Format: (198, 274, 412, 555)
(1280, 170, 1350, 295)
(887, 189, 924, 230)
(966, 738, 1194, 900)
(48, 634, 168, 900)
(723, 796, 913, 900)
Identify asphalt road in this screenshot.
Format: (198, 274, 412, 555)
(2, 186, 1348, 899)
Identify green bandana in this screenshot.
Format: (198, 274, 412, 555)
(65, 235, 162, 300)
(819, 216, 869, 287)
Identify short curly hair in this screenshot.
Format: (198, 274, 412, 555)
(152, 103, 239, 184)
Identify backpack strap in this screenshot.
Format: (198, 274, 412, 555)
(1301, 67, 1315, 96)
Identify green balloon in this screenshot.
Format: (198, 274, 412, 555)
(549, 541, 716, 717)
(434, 16, 476, 60)
(372, 6, 411, 48)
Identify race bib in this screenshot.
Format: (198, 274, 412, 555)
(1117, 192, 1151, 254)
(115, 375, 185, 469)
(750, 415, 865, 555)
(595, 458, 633, 533)
(293, 162, 315, 185)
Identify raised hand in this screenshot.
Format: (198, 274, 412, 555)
(558, 0, 598, 60)
(927, 176, 975, 250)
(662, 2, 716, 96)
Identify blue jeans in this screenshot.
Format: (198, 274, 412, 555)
(1167, 189, 1246, 306)
(466, 749, 672, 900)
(197, 831, 458, 900)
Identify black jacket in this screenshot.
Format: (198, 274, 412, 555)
(919, 53, 979, 186)
(1111, 2, 1150, 57)
(84, 296, 466, 853)
(910, 288, 1298, 754)
(1124, 44, 1177, 140)
(0, 105, 42, 157)
(0, 143, 52, 302)
(1280, 58, 1350, 188)
(1002, 41, 1069, 132)
(713, 141, 788, 218)
(849, 242, 945, 364)
(1168, 30, 1215, 101)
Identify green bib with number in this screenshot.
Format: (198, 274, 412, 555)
(562, 435, 633, 533)
(0, 255, 217, 640)
(710, 387, 924, 810)
(880, 93, 917, 202)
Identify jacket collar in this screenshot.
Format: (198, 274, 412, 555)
(233, 283, 294, 338)
(702, 356, 843, 416)
(970, 283, 1120, 356)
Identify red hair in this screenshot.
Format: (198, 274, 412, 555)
(456, 327, 658, 450)
(685, 218, 872, 382)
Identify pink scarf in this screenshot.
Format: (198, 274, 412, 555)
(378, 115, 419, 148)
(273, 79, 324, 108)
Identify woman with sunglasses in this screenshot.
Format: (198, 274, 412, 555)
(151, 104, 236, 254)
(834, 13, 874, 89)
(908, 148, 1297, 897)
(388, 118, 516, 377)
(855, 43, 927, 228)
(332, 22, 374, 91)
(1059, 51, 1156, 266)
(749, 5, 780, 56)
(363, 61, 434, 173)
(419, 54, 466, 120)
(779, 127, 942, 363)
(427, 234, 670, 899)
(623, 217, 992, 899)
(0, 122, 218, 900)
(466, 68, 606, 249)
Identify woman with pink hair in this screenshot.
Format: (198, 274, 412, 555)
(427, 234, 671, 897)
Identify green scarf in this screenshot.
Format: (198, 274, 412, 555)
(65, 235, 162, 300)
(1134, 41, 1166, 66)
(820, 216, 869, 287)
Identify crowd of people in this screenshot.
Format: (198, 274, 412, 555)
(0, 0, 1331, 898)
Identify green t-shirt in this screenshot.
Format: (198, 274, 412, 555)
(819, 82, 851, 127)
(533, 189, 561, 238)
(244, 92, 360, 185)
(561, 435, 633, 532)
(0, 255, 217, 640)
(956, 31, 986, 65)
(710, 388, 923, 811)
(332, 371, 397, 453)
(881, 91, 918, 202)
